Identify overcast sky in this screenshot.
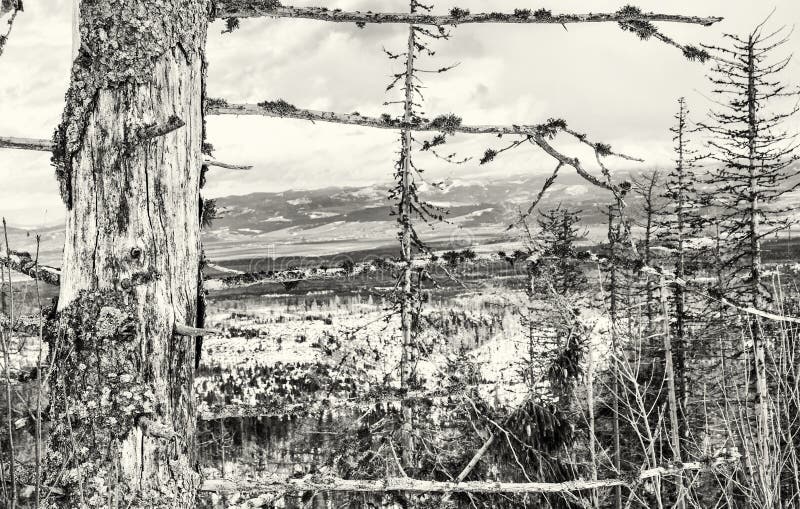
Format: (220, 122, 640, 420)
(0, 0, 798, 227)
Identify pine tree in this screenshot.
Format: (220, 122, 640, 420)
(43, 2, 209, 506)
(702, 25, 799, 506)
(703, 26, 799, 308)
(630, 170, 663, 326)
(537, 205, 588, 296)
(654, 98, 706, 443)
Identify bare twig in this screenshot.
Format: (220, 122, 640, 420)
(1, 218, 17, 509)
(507, 162, 562, 230)
(0, 137, 52, 152)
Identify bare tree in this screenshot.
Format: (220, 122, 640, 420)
(653, 98, 704, 446)
(631, 170, 663, 327)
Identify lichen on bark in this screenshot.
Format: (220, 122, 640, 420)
(52, 0, 210, 208)
(45, 291, 159, 507)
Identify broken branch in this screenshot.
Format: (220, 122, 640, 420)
(174, 323, 219, 337)
(204, 160, 253, 170)
(0, 136, 253, 176)
(0, 248, 61, 286)
(131, 115, 186, 143)
(0, 137, 53, 152)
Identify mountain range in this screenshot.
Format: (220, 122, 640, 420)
(6, 167, 798, 268)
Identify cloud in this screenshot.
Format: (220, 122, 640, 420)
(0, 0, 798, 226)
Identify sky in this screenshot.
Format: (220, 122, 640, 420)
(0, 0, 798, 227)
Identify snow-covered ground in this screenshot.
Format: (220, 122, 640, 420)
(196, 286, 614, 418)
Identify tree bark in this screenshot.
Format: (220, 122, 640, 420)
(45, 1, 209, 507)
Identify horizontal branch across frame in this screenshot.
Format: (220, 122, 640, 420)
(207, 102, 620, 142)
(1, 253, 469, 289)
(0, 136, 52, 151)
(206, 257, 416, 291)
(213, 3, 723, 27)
(209, 102, 635, 190)
(0, 136, 252, 170)
(199, 456, 737, 494)
(10, 456, 739, 500)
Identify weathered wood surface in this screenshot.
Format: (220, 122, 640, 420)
(209, 102, 592, 137)
(213, 3, 722, 27)
(45, 1, 210, 507)
(203, 159, 252, 170)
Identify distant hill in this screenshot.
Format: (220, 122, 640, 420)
(6, 166, 800, 266)
(202, 171, 616, 260)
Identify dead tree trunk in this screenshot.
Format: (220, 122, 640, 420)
(46, 1, 209, 506)
(745, 36, 770, 480)
(607, 205, 622, 509)
(660, 274, 684, 508)
(398, 2, 417, 473)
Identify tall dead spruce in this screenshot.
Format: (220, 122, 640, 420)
(0, 2, 726, 505)
(701, 22, 799, 507)
(388, 0, 454, 473)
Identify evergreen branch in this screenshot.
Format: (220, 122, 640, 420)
(0, 0, 22, 59)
